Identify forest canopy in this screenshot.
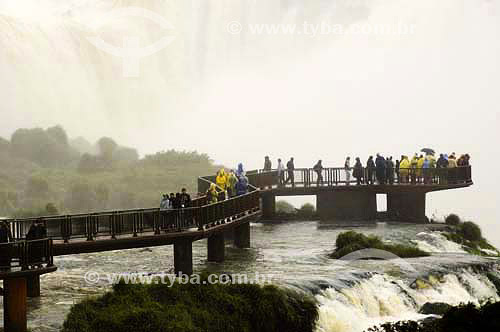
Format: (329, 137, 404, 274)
(0, 125, 220, 217)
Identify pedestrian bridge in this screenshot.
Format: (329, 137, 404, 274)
(242, 165, 472, 223)
(0, 164, 473, 332)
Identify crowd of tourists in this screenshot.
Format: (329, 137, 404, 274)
(159, 188, 192, 211)
(263, 152, 471, 186)
(209, 163, 249, 203)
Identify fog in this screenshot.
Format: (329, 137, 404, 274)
(1, 0, 499, 245)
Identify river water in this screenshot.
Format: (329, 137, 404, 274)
(1, 221, 498, 332)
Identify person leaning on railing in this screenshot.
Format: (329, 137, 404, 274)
(0, 220, 13, 270)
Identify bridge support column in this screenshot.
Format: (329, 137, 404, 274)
(234, 222, 250, 248)
(261, 194, 276, 219)
(387, 192, 427, 223)
(174, 239, 193, 276)
(4, 277, 27, 332)
(207, 233, 225, 262)
(316, 191, 377, 221)
(26, 274, 40, 298)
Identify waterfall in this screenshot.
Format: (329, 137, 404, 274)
(316, 268, 500, 332)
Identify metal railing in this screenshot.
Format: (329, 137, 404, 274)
(0, 238, 54, 272)
(248, 166, 472, 189)
(3, 189, 260, 243)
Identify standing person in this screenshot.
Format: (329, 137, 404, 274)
(264, 156, 272, 171)
(206, 184, 218, 203)
(0, 221, 13, 270)
(375, 154, 387, 184)
(284, 158, 295, 187)
(399, 156, 410, 183)
(353, 157, 364, 185)
(448, 154, 458, 183)
(395, 158, 401, 183)
(366, 156, 375, 185)
(216, 169, 227, 193)
(423, 158, 431, 184)
(236, 163, 245, 178)
(226, 170, 238, 198)
(387, 157, 395, 185)
(180, 188, 191, 208)
(410, 153, 419, 184)
(160, 194, 170, 210)
(344, 157, 351, 185)
(417, 155, 425, 184)
(313, 160, 324, 186)
(276, 158, 285, 186)
(235, 175, 249, 196)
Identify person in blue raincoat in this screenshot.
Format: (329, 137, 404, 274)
(235, 176, 249, 196)
(236, 163, 245, 178)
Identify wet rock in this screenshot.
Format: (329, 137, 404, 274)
(419, 302, 452, 315)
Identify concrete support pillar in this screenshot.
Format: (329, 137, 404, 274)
(207, 232, 225, 262)
(261, 194, 276, 219)
(316, 191, 377, 221)
(387, 192, 427, 223)
(174, 239, 193, 276)
(26, 274, 40, 298)
(234, 222, 250, 248)
(4, 277, 27, 332)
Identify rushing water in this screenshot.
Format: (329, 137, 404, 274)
(1, 221, 498, 332)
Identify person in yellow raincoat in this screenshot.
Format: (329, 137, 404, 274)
(417, 155, 425, 183)
(206, 183, 218, 204)
(216, 169, 227, 191)
(399, 156, 411, 183)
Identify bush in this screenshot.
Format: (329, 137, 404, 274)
(276, 200, 296, 214)
(62, 277, 318, 332)
(367, 302, 500, 332)
(445, 214, 461, 226)
(297, 203, 315, 218)
(331, 231, 429, 259)
(459, 221, 482, 242)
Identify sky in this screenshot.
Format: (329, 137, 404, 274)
(0, 0, 499, 245)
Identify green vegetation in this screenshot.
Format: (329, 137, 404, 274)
(445, 213, 461, 226)
(330, 231, 430, 259)
(366, 301, 500, 332)
(297, 203, 316, 219)
(62, 278, 318, 332)
(276, 200, 296, 214)
(441, 216, 499, 256)
(0, 126, 220, 216)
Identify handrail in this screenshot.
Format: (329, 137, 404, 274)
(0, 238, 54, 272)
(246, 166, 472, 188)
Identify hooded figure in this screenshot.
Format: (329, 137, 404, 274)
(375, 154, 387, 184)
(207, 183, 219, 203)
(236, 163, 245, 178)
(160, 194, 170, 210)
(353, 158, 364, 185)
(216, 169, 227, 190)
(0, 221, 13, 270)
(226, 171, 238, 198)
(366, 156, 375, 185)
(399, 156, 410, 182)
(235, 176, 249, 196)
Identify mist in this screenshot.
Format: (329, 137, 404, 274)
(1, 0, 499, 245)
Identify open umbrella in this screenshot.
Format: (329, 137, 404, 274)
(421, 148, 435, 155)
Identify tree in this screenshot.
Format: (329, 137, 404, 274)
(97, 137, 118, 162)
(460, 221, 482, 242)
(276, 200, 296, 214)
(10, 127, 78, 167)
(297, 203, 316, 218)
(95, 184, 110, 210)
(0, 137, 10, 155)
(78, 153, 101, 173)
(46, 125, 69, 147)
(113, 147, 139, 164)
(445, 214, 461, 226)
(25, 176, 50, 199)
(66, 181, 97, 213)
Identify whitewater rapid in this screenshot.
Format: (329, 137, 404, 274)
(315, 267, 499, 332)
